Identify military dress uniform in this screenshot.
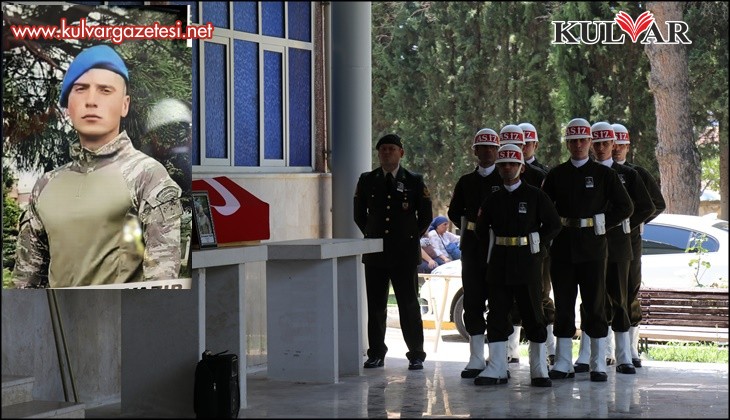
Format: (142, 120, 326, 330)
(604, 162, 654, 331)
(574, 160, 655, 373)
(541, 158, 633, 379)
(354, 165, 432, 364)
(475, 181, 561, 348)
(448, 167, 502, 335)
(623, 163, 666, 325)
(527, 156, 557, 360)
(505, 162, 548, 359)
(13, 132, 183, 288)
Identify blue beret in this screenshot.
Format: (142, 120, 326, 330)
(59, 45, 129, 107)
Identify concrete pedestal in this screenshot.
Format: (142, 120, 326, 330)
(120, 245, 266, 417)
(265, 238, 382, 383)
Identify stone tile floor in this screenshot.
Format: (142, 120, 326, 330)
(87, 327, 729, 418)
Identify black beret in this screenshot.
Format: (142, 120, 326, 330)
(376, 134, 403, 149)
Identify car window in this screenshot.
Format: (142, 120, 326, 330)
(643, 223, 720, 254)
(712, 221, 728, 232)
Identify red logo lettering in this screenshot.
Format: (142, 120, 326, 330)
(524, 131, 536, 139)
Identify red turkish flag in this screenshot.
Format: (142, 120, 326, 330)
(192, 176, 270, 244)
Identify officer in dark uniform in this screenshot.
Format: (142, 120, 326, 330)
(519, 122, 557, 364)
(354, 134, 433, 371)
(474, 144, 562, 387)
(447, 128, 502, 378)
(612, 123, 666, 367)
(573, 122, 655, 375)
(541, 118, 633, 383)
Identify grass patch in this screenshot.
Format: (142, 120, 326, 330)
(516, 338, 728, 363)
(644, 342, 728, 363)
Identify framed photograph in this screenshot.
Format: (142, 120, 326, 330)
(192, 191, 217, 248)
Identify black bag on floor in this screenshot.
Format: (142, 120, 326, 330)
(194, 350, 240, 418)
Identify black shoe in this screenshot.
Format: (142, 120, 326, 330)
(547, 354, 555, 366)
(590, 371, 608, 382)
(363, 357, 384, 368)
(573, 362, 590, 373)
(616, 363, 636, 374)
(531, 377, 553, 387)
(408, 358, 424, 370)
(632, 357, 643, 368)
(548, 369, 575, 379)
(606, 357, 616, 366)
(461, 368, 483, 378)
(507, 357, 520, 364)
(474, 376, 508, 386)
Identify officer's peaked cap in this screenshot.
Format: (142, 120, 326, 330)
(60, 45, 129, 107)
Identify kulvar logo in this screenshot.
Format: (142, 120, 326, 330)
(552, 10, 691, 45)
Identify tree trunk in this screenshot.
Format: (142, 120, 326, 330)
(644, 2, 700, 215)
(720, 121, 729, 220)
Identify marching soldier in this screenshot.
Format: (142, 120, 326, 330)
(474, 144, 562, 387)
(13, 45, 182, 288)
(541, 117, 633, 382)
(447, 128, 502, 378)
(354, 133, 433, 370)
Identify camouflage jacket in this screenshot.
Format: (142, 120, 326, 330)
(13, 131, 183, 288)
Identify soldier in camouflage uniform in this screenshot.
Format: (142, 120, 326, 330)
(13, 45, 182, 288)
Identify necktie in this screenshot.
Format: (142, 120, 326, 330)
(386, 172, 394, 191)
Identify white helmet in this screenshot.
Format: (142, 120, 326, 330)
(612, 123, 630, 145)
(591, 121, 616, 142)
(499, 124, 525, 146)
(518, 122, 538, 143)
(472, 128, 500, 149)
(563, 117, 592, 141)
(495, 144, 524, 165)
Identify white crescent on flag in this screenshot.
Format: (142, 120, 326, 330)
(203, 178, 241, 216)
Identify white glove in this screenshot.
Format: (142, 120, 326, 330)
(528, 232, 540, 254)
(594, 213, 606, 235)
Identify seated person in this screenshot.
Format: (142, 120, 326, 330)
(427, 215, 461, 262)
(418, 234, 445, 273)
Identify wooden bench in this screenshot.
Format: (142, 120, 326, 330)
(638, 287, 729, 354)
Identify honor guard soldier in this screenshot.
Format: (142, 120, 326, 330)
(498, 124, 547, 364)
(611, 123, 666, 367)
(520, 122, 550, 173)
(519, 122, 556, 364)
(13, 45, 183, 288)
(474, 144, 562, 387)
(541, 117, 633, 382)
(447, 128, 502, 378)
(573, 122, 655, 375)
(354, 133, 433, 371)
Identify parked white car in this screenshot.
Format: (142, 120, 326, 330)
(419, 213, 729, 340)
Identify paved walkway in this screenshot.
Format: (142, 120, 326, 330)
(87, 327, 728, 418)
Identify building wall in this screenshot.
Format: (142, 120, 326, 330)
(1, 290, 122, 407)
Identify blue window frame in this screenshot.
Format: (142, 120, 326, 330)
(179, 1, 314, 172)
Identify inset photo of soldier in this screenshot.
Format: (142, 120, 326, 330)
(2, 3, 193, 288)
